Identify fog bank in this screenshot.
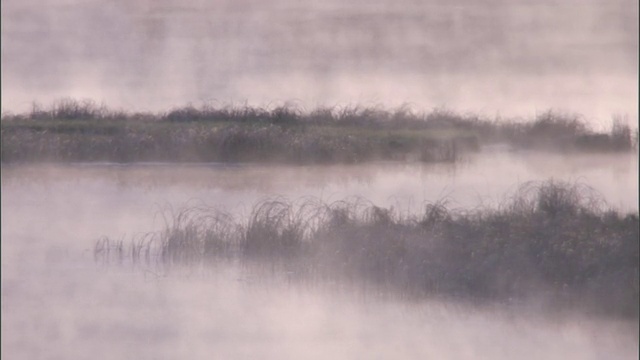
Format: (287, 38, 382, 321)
(2, 0, 638, 125)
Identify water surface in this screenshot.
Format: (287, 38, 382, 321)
(2, 151, 638, 359)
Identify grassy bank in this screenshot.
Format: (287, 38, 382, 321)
(95, 180, 639, 319)
(2, 99, 636, 163)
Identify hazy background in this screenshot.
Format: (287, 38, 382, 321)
(3, 3, 639, 358)
(2, 0, 638, 126)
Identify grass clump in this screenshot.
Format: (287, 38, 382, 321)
(95, 180, 639, 319)
(495, 111, 637, 152)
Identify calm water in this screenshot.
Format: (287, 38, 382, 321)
(2, 151, 638, 359)
(3, 1, 638, 357)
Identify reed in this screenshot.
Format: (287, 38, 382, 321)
(3, 100, 635, 163)
(95, 180, 639, 318)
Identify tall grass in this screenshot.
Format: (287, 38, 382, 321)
(2, 100, 636, 163)
(493, 111, 637, 152)
(95, 180, 639, 318)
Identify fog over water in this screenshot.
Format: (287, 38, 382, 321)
(2, 1, 639, 358)
(2, 154, 639, 359)
(2, 0, 638, 125)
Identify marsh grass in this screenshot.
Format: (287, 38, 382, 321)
(493, 111, 636, 153)
(95, 180, 639, 318)
(2, 100, 635, 163)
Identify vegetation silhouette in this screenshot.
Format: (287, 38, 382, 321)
(95, 180, 639, 319)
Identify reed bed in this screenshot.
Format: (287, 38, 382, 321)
(95, 180, 639, 318)
(2, 99, 636, 163)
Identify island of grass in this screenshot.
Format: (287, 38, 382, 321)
(1, 99, 636, 164)
(95, 180, 639, 319)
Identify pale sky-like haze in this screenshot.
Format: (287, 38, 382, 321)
(1, 0, 638, 125)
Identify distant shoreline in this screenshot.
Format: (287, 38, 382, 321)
(2, 99, 636, 164)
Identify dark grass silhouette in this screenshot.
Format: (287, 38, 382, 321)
(2, 99, 635, 163)
(95, 180, 639, 319)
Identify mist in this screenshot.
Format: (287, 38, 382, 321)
(2, 159, 639, 359)
(2, 0, 638, 125)
(2, 1, 639, 358)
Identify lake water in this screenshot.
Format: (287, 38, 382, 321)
(2, 150, 638, 359)
(2, 0, 638, 357)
